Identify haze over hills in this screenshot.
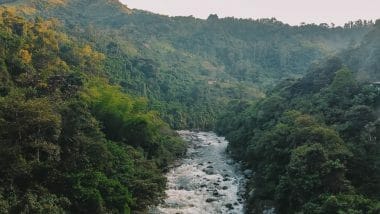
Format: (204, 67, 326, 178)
(0, 0, 379, 213)
(122, 0, 380, 27)
(1, 0, 375, 129)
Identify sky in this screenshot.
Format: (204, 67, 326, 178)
(120, 0, 380, 26)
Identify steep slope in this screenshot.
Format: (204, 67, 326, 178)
(25, 0, 370, 83)
(216, 26, 380, 212)
(0, 8, 185, 213)
(1, 0, 372, 129)
(1, 1, 379, 213)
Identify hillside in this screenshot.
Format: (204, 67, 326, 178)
(1, 1, 379, 213)
(216, 26, 380, 213)
(342, 20, 380, 81)
(1, 0, 373, 129)
(0, 8, 185, 213)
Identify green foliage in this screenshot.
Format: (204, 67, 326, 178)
(0, 10, 185, 213)
(217, 59, 380, 213)
(82, 79, 186, 166)
(276, 143, 350, 213)
(304, 194, 379, 214)
(3, 0, 371, 129)
(68, 171, 132, 213)
(11, 189, 70, 214)
(1, 1, 379, 213)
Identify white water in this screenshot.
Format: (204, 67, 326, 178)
(150, 131, 246, 214)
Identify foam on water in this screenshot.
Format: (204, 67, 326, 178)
(150, 131, 246, 214)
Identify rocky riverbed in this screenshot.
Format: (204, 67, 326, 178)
(150, 131, 247, 214)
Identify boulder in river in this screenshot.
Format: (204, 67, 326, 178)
(203, 168, 215, 175)
(154, 131, 246, 213)
(225, 203, 234, 210)
(263, 208, 276, 214)
(244, 169, 253, 177)
(206, 198, 217, 203)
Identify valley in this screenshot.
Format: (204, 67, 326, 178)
(0, 1, 379, 213)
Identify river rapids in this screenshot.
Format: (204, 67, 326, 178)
(150, 131, 246, 214)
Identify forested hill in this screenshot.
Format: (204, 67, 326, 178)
(341, 20, 380, 81)
(1, 0, 373, 129)
(1, 0, 379, 213)
(216, 23, 380, 213)
(0, 8, 186, 213)
(17, 0, 372, 82)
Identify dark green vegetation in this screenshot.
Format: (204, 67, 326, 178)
(217, 24, 380, 213)
(1, 0, 373, 129)
(0, 9, 185, 213)
(1, 0, 379, 213)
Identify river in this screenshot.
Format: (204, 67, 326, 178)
(150, 131, 246, 214)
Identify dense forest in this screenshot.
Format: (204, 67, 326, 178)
(216, 23, 380, 213)
(0, 0, 379, 213)
(0, 8, 185, 213)
(1, 0, 373, 129)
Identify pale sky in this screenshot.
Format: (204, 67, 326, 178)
(120, 0, 380, 26)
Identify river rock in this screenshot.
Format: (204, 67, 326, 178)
(225, 203, 234, 210)
(244, 169, 253, 177)
(226, 159, 234, 165)
(206, 198, 217, 203)
(263, 208, 276, 214)
(203, 168, 214, 175)
(155, 131, 246, 213)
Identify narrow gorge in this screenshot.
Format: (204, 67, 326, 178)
(151, 131, 247, 214)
